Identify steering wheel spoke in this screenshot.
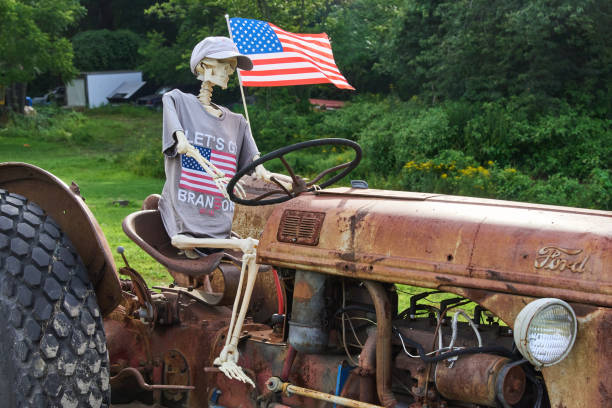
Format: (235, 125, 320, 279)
(306, 162, 352, 187)
(270, 176, 294, 197)
(278, 155, 299, 184)
(250, 188, 290, 202)
(227, 138, 361, 206)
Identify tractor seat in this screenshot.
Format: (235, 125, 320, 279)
(122, 210, 241, 278)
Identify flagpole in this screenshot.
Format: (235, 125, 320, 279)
(225, 14, 253, 133)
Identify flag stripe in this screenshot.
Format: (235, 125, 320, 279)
(229, 17, 354, 90)
(180, 172, 231, 196)
(274, 33, 333, 57)
(245, 67, 347, 81)
(180, 177, 218, 188)
(280, 42, 336, 65)
(179, 182, 225, 197)
(248, 52, 344, 76)
(243, 76, 352, 88)
(240, 52, 351, 87)
(213, 150, 237, 160)
(242, 77, 354, 89)
(249, 64, 346, 81)
(183, 168, 235, 179)
(270, 24, 330, 41)
(210, 157, 237, 167)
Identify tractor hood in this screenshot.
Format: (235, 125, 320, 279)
(257, 188, 612, 307)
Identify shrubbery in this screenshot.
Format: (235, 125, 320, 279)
(1, 107, 90, 143)
(242, 93, 612, 210)
(72, 29, 143, 72)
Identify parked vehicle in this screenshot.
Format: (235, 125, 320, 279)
(30, 86, 65, 105)
(136, 86, 174, 109)
(0, 139, 610, 408)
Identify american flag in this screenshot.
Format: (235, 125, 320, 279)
(180, 146, 237, 197)
(229, 17, 354, 90)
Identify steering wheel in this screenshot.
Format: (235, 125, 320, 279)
(227, 138, 362, 206)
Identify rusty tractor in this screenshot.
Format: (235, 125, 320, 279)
(0, 138, 610, 408)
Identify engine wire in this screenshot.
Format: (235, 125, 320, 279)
(341, 280, 360, 366)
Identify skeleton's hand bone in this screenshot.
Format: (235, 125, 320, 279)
(175, 131, 191, 154)
(254, 164, 293, 191)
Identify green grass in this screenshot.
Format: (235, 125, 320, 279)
(0, 106, 170, 285)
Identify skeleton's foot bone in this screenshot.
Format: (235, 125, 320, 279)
(213, 344, 255, 386)
(217, 360, 255, 387)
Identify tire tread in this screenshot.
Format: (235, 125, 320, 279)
(0, 189, 110, 407)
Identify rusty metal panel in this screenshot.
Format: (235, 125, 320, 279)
(277, 210, 325, 246)
(257, 191, 612, 307)
(106, 295, 234, 407)
(232, 174, 282, 239)
(0, 162, 122, 315)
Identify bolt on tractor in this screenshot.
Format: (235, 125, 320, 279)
(0, 138, 610, 408)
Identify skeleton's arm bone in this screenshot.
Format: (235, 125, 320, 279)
(173, 131, 246, 199)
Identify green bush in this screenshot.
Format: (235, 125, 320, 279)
(245, 95, 611, 210)
(400, 151, 612, 210)
(127, 137, 165, 179)
(1, 107, 90, 144)
(72, 29, 143, 71)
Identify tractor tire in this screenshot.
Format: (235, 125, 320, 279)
(0, 189, 110, 408)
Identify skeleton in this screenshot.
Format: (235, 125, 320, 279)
(174, 57, 287, 199)
(169, 53, 289, 386)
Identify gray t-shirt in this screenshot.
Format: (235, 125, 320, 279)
(158, 89, 258, 239)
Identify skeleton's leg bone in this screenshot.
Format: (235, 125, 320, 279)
(228, 256, 259, 348)
(214, 252, 255, 364)
(222, 255, 249, 350)
(168, 235, 260, 385)
(171, 235, 258, 253)
(214, 254, 259, 386)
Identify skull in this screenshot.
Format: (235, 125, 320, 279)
(196, 57, 238, 89)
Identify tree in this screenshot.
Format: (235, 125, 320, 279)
(0, 0, 84, 114)
(379, 0, 612, 109)
(72, 29, 143, 71)
(139, 0, 333, 86)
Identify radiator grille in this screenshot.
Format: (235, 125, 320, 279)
(277, 210, 325, 246)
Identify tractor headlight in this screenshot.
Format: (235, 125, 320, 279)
(513, 298, 577, 368)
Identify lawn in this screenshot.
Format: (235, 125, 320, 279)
(0, 106, 170, 285)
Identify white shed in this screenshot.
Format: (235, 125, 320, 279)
(65, 71, 143, 108)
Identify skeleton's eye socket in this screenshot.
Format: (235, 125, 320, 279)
(219, 58, 237, 71)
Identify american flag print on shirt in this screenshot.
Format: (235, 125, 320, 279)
(229, 17, 354, 90)
(180, 146, 236, 198)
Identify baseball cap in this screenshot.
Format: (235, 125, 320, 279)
(190, 36, 253, 74)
